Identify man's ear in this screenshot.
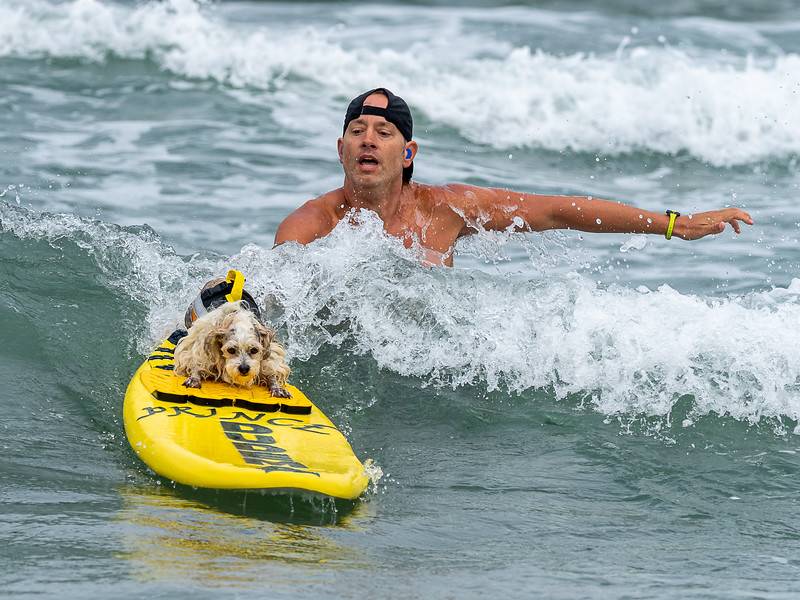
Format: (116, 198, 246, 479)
(403, 140, 418, 167)
(337, 137, 344, 164)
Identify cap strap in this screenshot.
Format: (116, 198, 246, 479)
(359, 105, 390, 119)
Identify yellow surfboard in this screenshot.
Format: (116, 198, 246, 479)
(123, 331, 369, 500)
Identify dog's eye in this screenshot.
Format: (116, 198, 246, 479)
(248, 347, 259, 355)
(226, 347, 237, 355)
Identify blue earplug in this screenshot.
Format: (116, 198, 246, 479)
(405, 148, 412, 159)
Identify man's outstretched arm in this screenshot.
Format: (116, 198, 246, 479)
(443, 184, 753, 240)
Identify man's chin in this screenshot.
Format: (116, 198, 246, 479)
(348, 172, 386, 188)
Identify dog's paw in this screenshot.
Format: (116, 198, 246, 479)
(182, 376, 201, 389)
(270, 385, 291, 399)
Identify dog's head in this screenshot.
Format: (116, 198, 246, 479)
(207, 306, 275, 388)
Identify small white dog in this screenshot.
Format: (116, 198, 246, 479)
(173, 301, 291, 398)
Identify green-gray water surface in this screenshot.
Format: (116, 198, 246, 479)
(2, 1, 800, 598)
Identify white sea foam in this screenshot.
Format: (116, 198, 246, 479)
(619, 235, 648, 253)
(3, 201, 800, 425)
(2, 0, 799, 165)
(241, 213, 800, 426)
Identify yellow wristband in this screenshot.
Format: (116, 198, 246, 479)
(665, 210, 681, 240)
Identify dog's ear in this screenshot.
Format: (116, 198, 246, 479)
(205, 326, 225, 355)
(255, 321, 275, 354)
(204, 327, 227, 378)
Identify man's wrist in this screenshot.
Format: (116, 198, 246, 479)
(671, 215, 688, 239)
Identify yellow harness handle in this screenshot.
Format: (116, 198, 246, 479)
(225, 269, 245, 303)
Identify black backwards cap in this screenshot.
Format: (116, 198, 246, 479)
(343, 87, 414, 182)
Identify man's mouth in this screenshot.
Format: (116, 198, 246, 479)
(357, 154, 380, 167)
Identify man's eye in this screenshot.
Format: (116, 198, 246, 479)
(351, 128, 363, 135)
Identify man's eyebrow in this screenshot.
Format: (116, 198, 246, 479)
(348, 117, 395, 129)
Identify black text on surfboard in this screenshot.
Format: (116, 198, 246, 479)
(220, 422, 320, 478)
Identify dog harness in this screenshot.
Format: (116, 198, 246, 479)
(187, 269, 262, 324)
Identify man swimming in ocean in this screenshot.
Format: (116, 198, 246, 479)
(274, 88, 753, 266)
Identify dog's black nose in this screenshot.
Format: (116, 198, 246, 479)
(238, 364, 250, 375)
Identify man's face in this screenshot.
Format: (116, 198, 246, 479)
(338, 93, 409, 189)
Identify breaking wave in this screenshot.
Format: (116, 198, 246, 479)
(3, 200, 799, 428)
(2, 0, 799, 165)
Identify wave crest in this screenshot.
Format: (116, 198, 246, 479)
(3, 201, 799, 426)
(2, 0, 799, 165)
(243, 213, 800, 426)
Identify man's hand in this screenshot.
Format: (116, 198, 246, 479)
(676, 208, 754, 240)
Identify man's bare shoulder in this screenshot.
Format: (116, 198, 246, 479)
(274, 188, 346, 246)
(411, 182, 503, 215)
(413, 182, 540, 234)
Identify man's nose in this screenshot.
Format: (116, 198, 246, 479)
(361, 128, 377, 146)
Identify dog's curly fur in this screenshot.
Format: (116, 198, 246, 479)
(173, 301, 291, 398)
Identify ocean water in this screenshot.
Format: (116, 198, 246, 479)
(2, 0, 800, 597)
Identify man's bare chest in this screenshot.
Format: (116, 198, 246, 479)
(382, 204, 462, 255)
